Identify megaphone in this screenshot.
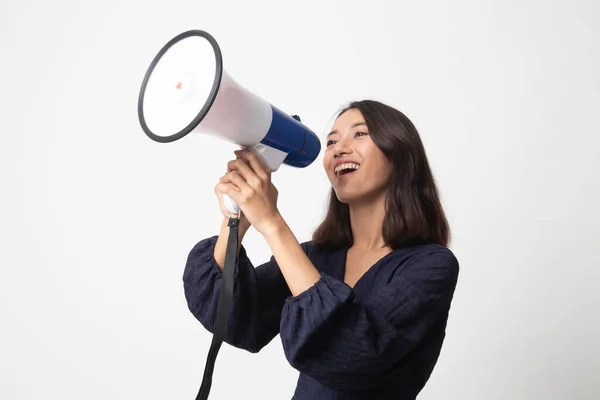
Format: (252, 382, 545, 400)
(137, 30, 321, 215)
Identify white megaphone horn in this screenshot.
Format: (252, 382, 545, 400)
(137, 30, 321, 215)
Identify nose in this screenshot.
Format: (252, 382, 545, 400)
(333, 137, 352, 158)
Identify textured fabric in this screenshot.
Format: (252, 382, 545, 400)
(183, 236, 459, 400)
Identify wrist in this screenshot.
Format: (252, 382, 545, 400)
(260, 213, 287, 239)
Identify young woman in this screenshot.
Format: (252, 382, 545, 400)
(183, 100, 459, 399)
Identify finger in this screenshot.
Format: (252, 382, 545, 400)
(220, 172, 243, 188)
(221, 183, 242, 204)
(218, 174, 235, 185)
(227, 158, 262, 188)
(215, 182, 240, 196)
(225, 170, 253, 196)
(234, 150, 269, 182)
(217, 173, 239, 186)
(216, 180, 244, 203)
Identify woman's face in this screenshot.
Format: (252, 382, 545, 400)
(323, 109, 393, 205)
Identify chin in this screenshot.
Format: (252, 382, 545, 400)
(333, 190, 361, 205)
(334, 187, 386, 206)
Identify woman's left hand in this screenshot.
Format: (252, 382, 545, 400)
(219, 149, 281, 235)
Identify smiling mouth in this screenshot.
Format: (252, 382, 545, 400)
(334, 163, 360, 177)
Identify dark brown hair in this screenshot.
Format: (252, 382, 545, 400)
(312, 100, 450, 249)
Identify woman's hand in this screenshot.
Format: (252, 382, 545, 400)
(214, 149, 281, 235)
(214, 178, 251, 236)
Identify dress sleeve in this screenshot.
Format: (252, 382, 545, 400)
(279, 249, 459, 391)
(183, 235, 294, 353)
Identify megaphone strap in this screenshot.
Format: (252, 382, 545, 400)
(195, 217, 239, 400)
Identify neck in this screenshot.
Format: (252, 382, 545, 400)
(348, 194, 389, 253)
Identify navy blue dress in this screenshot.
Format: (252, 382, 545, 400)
(183, 235, 459, 399)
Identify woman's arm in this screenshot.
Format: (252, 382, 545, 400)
(213, 216, 250, 271)
(261, 215, 322, 297)
(278, 250, 459, 391)
(185, 148, 317, 353)
(183, 232, 295, 353)
(217, 149, 322, 296)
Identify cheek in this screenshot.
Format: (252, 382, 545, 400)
(368, 148, 393, 181)
(380, 158, 393, 178)
(322, 151, 332, 170)
(379, 160, 394, 183)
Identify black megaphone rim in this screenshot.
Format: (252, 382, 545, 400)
(137, 30, 223, 143)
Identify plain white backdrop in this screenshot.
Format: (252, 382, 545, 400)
(1, 0, 598, 399)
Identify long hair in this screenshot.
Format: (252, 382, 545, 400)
(312, 100, 451, 249)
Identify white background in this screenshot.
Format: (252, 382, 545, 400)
(1, 0, 599, 399)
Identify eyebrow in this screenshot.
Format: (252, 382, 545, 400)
(327, 122, 367, 137)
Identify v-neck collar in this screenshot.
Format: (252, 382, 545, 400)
(324, 245, 398, 291)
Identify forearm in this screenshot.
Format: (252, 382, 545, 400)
(213, 217, 250, 271)
(262, 215, 321, 297)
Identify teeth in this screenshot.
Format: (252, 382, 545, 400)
(334, 163, 360, 173)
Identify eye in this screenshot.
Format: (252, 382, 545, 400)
(355, 131, 368, 138)
(326, 139, 337, 146)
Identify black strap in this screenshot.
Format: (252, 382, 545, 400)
(195, 217, 239, 400)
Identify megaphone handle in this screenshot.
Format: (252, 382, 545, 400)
(220, 145, 285, 216)
(223, 194, 240, 215)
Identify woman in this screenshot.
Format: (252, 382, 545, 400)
(183, 100, 459, 399)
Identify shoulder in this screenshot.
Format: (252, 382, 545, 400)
(391, 243, 459, 282)
(406, 243, 458, 267)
